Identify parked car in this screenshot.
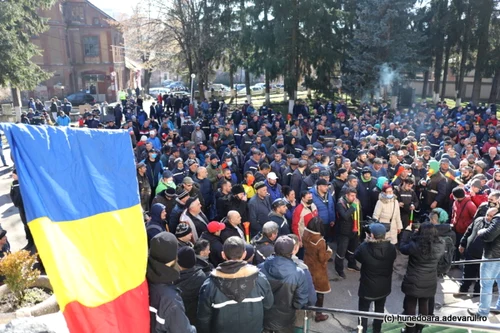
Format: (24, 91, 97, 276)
(66, 92, 95, 106)
(237, 85, 264, 96)
(210, 83, 231, 92)
(149, 87, 170, 96)
(233, 84, 245, 91)
(167, 81, 187, 91)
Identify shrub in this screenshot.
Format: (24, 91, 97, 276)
(0, 250, 40, 306)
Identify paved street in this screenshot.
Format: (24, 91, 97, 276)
(0, 143, 499, 332)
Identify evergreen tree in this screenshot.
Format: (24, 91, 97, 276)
(342, 0, 424, 101)
(0, 0, 53, 90)
(471, 0, 495, 103)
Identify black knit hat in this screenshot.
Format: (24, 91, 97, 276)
(175, 223, 192, 238)
(149, 232, 177, 266)
(231, 184, 245, 195)
(0, 226, 6, 239)
(177, 247, 196, 269)
(147, 232, 180, 283)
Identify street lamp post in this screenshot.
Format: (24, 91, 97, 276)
(190, 73, 196, 102)
(61, 86, 65, 99)
(190, 73, 196, 118)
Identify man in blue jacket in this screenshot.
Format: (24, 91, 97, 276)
(265, 172, 282, 203)
(259, 236, 309, 333)
(310, 178, 335, 242)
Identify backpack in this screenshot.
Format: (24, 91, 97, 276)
(437, 236, 455, 275)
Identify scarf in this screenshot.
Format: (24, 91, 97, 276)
(185, 210, 209, 241)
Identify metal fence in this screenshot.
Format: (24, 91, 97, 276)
(301, 257, 500, 332)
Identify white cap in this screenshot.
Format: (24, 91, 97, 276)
(140, 135, 147, 142)
(267, 172, 278, 180)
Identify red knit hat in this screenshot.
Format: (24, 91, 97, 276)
(382, 184, 393, 193)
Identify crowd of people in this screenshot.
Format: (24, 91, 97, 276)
(4, 93, 500, 333)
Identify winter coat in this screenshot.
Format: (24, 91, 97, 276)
(258, 255, 309, 331)
(333, 178, 346, 201)
(144, 157, 164, 189)
(372, 194, 403, 244)
(138, 172, 152, 212)
(354, 238, 396, 300)
(481, 215, 500, 259)
(172, 167, 188, 185)
(470, 191, 488, 208)
(148, 282, 196, 333)
(268, 211, 291, 236)
(152, 192, 177, 217)
(248, 195, 273, 237)
(265, 180, 282, 203)
(147, 242, 196, 333)
(291, 256, 317, 306)
(292, 203, 318, 241)
(174, 267, 208, 328)
(426, 172, 447, 207)
(226, 196, 249, 225)
(195, 176, 213, 208)
(195, 255, 214, 275)
(197, 261, 274, 333)
(451, 196, 477, 234)
(395, 188, 419, 229)
(336, 196, 357, 236)
(302, 228, 332, 293)
(310, 186, 335, 225)
(399, 230, 445, 298)
(179, 210, 209, 241)
(290, 169, 306, 200)
(251, 233, 275, 265)
(146, 204, 168, 246)
(169, 201, 187, 232)
(220, 221, 245, 244)
(461, 216, 490, 259)
(358, 177, 378, 220)
(200, 231, 225, 267)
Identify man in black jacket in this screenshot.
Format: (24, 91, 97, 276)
(268, 198, 291, 235)
(198, 236, 274, 333)
(335, 187, 361, 278)
(148, 232, 196, 333)
(468, 210, 500, 317)
(200, 222, 226, 267)
(10, 169, 34, 250)
(459, 208, 498, 296)
(220, 210, 246, 243)
(174, 246, 207, 330)
(355, 223, 396, 333)
(251, 221, 279, 265)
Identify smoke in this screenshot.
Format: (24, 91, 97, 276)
(378, 63, 398, 88)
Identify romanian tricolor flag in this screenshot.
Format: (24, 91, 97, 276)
(2, 124, 149, 332)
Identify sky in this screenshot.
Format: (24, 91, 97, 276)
(89, 0, 136, 19)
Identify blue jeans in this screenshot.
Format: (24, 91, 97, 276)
(478, 257, 500, 316)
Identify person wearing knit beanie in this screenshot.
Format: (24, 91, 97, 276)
(173, 246, 207, 328)
(147, 232, 196, 332)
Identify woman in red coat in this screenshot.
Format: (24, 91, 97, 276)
(302, 217, 332, 323)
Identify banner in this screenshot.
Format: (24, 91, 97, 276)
(2, 124, 149, 332)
